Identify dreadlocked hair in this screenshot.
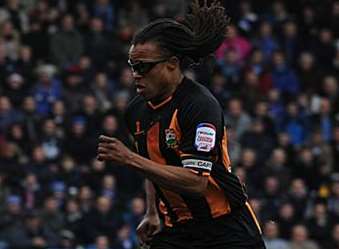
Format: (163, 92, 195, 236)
(132, 0, 230, 64)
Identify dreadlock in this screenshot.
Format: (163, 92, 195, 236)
(132, 0, 230, 64)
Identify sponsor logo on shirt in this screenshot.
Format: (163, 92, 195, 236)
(182, 159, 213, 171)
(194, 123, 216, 152)
(165, 128, 178, 148)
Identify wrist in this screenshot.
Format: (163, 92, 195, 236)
(145, 209, 158, 217)
(125, 151, 143, 169)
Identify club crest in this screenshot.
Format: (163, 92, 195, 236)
(165, 129, 178, 148)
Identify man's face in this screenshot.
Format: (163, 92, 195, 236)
(128, 42, 173, 101)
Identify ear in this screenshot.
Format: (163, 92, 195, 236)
(166, 56, 180, 71)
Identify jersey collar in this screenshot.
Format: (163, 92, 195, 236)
(147, 95, 173, 110)
(146, 76, 188, 110)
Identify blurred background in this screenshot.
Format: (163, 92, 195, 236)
(0, 0, 338, 248)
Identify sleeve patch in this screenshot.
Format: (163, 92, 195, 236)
(182, 159, 213, 171)
(194, 123, 216, 152)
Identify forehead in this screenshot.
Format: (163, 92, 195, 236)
(129, 42, 163, 60)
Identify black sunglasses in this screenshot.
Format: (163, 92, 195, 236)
(127, 58, 168, 76)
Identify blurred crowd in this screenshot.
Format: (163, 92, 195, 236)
(0, 0, 338, 249)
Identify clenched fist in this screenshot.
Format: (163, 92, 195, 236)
(97, 135, 134, 165)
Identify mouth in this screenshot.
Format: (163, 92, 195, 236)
(135, 83, 146, 94)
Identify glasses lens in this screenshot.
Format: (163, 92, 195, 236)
(128, 59, 167, 76)
(135, 62, 153, 75)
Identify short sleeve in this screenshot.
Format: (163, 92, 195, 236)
(178, 98, 223, 175)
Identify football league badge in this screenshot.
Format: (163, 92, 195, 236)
(165, 128, 178, 148)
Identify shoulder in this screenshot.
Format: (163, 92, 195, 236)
(176, 78, 224, 129)
(178, 77, 223, 115)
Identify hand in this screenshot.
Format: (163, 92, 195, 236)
(97, 135, 133, 165)
(137, 214, 161, 246)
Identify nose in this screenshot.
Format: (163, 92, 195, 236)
(132, 71, 143, 79)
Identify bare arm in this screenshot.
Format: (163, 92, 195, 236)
(97, 136, 208, 195)
(128, 151, 208, 194)
(145, 179, 158, 215)
(137, 180, 161, 245)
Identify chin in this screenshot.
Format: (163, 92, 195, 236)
(138, 92, 151, 101)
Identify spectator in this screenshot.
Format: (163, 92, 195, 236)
(216, 48, 242, 86)
(240, 69, 263, 111)
(289, 224, 319, 249)
(64, 116, 97, 164)
(3, 210, 59, 249)
(263, 221, 289, 249)
(328, 179, 339, 219)
(78, 185, 95, 214)
(265, 148, 291, 190)
(285, 179, 309, 219)
(58, 229, 77, 249)
(240, 118, 275, 164)
(50, 14, 83, 68)
(0, 195, 23, 232)
(310, 97, 335, 143)
(83, 196, 119, 243)
(331, 126, 339, 172)
(279, 101, 307, 147)
(123, 196, 145, 242)
(14, 45, 35, 84)
(0, 20, 21, 60)
(32, 64, 62, 116)
(25, 145, 53, 186)
(92, 0, 118, 31)
(22, 20, 50, 61)
(276, 202, 297, 239)
(253, 21, 279, 63)
(91, 72, 115, 112)
(6, 122, 30, 156)
(306, 201, 334, 247)
(252, 100, 276, 138)
(0, 95, 22, 133)
(297, 52, 321, 94)
(75, 94, 102, 138)
(20, 96, 41, 143)
(84, 18, 113, 69)
(20, 173, 43, 210)
(224, 97, 252, 140)
(0, 173, 9, 214)
(2, 73, 28, 108)
(50, 100, 68, 137)
(261, 176, 282, 221)
(87, 235, 111, 249)
(279, 21, 302, 65)
(112, 224, 137, 249)
(40, 196, 65, 236)
(64, 199, 84, 244)
(237, 1, 258, 36)
(271, 51, 300, 98)
(324, 223, 339, 249)
(0, 0, 29, 32)
(39, 118, 63, 163)
(312, 28, 336, 70)
(100, 174, 117, 202)
(209, 72, 230, 105)
(215, 25, 252, 65)
(237, 148, 261, 192)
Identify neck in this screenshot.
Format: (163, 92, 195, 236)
(150, 73, 184, 104)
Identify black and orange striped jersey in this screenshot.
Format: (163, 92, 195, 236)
(125, 77, 250, 227)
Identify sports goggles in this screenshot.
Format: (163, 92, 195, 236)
(127, 58, 168, 76)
